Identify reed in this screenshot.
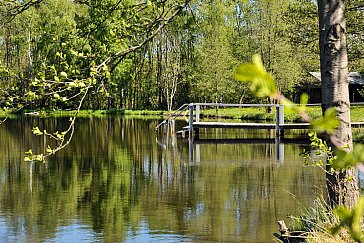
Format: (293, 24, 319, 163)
(284, 197, 359, 242)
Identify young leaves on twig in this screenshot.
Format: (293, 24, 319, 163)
(234, 54, 277, 98)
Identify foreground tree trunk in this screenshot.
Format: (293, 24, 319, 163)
(318, 0, 359, 208)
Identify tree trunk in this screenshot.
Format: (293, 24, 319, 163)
(318, 0, 359, 208)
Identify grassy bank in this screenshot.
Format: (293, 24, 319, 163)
(3, 109, 165, 118)
(198, 106, 321, 121)
(198, 106, 364, 122)
(46, 109, 165, 117)
(2, 106, 364, 123)
(277, 197, 359, 242)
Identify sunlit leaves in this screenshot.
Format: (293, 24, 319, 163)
(234, 54, 277, 98)
(28, 126, 71, 162)
(301, 131, 335, 171)
(60, 71, 68, 79)
(311, 108, 340, 134)
(32, 127, 43, 136)
(53, 93, 60, 99)
(24, 149, 44, 162)
(330, 196, 364, 242)
(46, 145, 53, 155)
(333, 145, 364, 170)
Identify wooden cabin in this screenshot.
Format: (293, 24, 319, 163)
(296, 72, 364, 103)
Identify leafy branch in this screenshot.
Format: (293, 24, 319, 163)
(234, 54, 364, 241)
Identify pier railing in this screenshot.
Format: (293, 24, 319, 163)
(156, 102, 364, 139)
(155, 103, 189, 130)
(186, 103, 287, 138)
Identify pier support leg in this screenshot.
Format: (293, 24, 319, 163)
(275, 137, 285, 164)
(189, 104, 194, 138)
(196, 104, 200, 122)
(170, 119, 175, 133)
(195, 104, 200, 138)
(276, 105, 284, 138)
(163, 121, 167, 138)
(195, 143, 200, 163)
(189, 137, 194, 163)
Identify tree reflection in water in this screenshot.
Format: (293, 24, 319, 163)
(0, 117, 325, 242)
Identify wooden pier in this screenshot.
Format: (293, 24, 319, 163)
(155, 103, 364, 163)
(171, 103, 364, 138)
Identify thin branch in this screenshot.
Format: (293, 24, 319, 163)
(102, 0, 191, 71)
(43, 83, 91, 159)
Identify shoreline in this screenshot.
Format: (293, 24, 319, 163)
(1, 107, 364, 142)
(1, 106, 364, 122)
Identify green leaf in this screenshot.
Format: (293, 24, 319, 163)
(67, 82, 76, 87)
(32, 127, 43, 136)
(252, 54, 265, 72)
(70, 50, 78, 56)
(46, 146, 53, 155)
(234, 63, 261, 82)
(60, 71, 68, 78)
(300, 93, 309, 105)
(331, 196, 364, 242)
(234, 54, 277, 98)
(308, 131, 315, 137)
(311, 108, 339, 134)
(78, 81, 86, 88)
(333, 144, 364, 170)
(27, 91, 36, 99)
(25, 149, 33, 155)
(281, 99, 297, 114)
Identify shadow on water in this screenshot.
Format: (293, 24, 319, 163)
(0, 116, 326, 242)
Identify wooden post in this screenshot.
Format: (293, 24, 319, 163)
(189, 104, 194, 138)
(170, 119, 175, 133)
(163, 120, 167, 137)
(196, 104, 200, 122)
(275, 137, 284, 164)
(195, 143, 200, 163)
(195, 104, 200, 138)
(275, 105, 279, 137)
(189, 137, 194, 163)
(276, 105, 284, 138)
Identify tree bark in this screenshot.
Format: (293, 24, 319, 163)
(318, 0, 359, 208)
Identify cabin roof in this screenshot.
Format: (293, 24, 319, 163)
(309, 72, 364, 85)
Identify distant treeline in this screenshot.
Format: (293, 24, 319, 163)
(1, 0, 364, 111)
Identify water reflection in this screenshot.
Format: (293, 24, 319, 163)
(184, 137, 294, 164)
(0, 116, 325, 242)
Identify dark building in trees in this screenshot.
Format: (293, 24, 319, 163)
(297, 72, 364, 103)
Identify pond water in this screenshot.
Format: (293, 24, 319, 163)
(0, 116, 326, 242)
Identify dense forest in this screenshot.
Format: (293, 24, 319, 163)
(1, 0, 364, 111)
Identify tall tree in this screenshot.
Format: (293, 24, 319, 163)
(318, 0, 359, 208)
(192, 0, 239, 104)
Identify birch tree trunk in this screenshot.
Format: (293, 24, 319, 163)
(318, 0, 359, 208)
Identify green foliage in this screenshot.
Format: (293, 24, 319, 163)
(24, 149, 44, 162)
(235, 55, 277, 98)
(290, 197, 338, 233)
(1, 0, 364, 111)
(288, 197, 364, 242)
(311, 108, 340, 134)
(333, 144, 364, 170)
(32, 127, 43, 136)
(301, 131, 335, 171)
(191, 0, 241, 104)
(330, 196, 364, 242)
(234, 54, 364, 241)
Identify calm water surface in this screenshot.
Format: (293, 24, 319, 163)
(0, 116, 325, 242)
